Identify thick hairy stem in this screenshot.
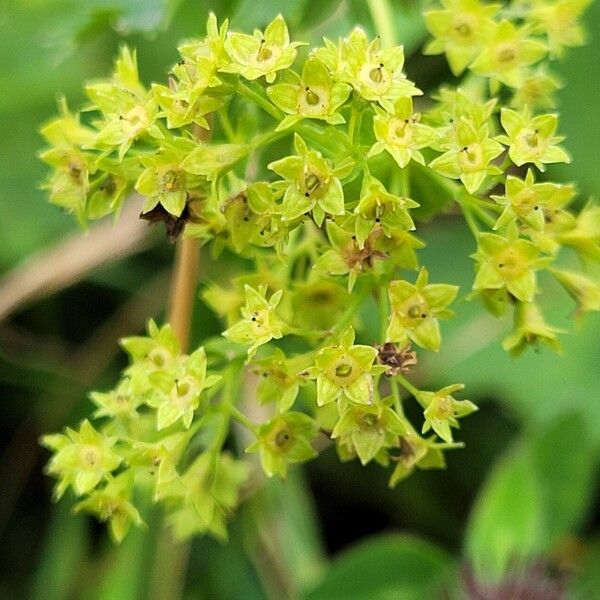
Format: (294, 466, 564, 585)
(148, 236, 199, 600)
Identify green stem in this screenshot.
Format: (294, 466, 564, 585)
(218, 108, 237, 143)
(367, 0, 397, 47)
(286, 327, 328, 340)
(237, 80, 283, 120)
(377, 280, 389, 343)
(348, 98, 363, 145)
(455, 196, 481, 238)
(229, 405, 258, 435)
(324, 281, 371, 342)
(390, 379, 404, 417)
(395, 373, 420, 399)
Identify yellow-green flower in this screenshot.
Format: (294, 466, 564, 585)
(369, 97, 438, 168)
(502, 301, 563, 355)
(146, 347, 221, 430)
(332, 401, 406, 465)
(246, 412, 318, 478)
(85, 47, 163, 160)
(424, 0, 499, 75)
(41, 420, 121, 499)
(305, 327, 384, 408)
(419, 384, 477, 443)
(527, 0, 592, 58)
(354, 174, 419, 247)
(74, 472, 143, 543)
(268, 134, 345, 224)
(510, 69, 562, 110)
(429, 117, 504, 194)
(223, 285, 286, 357)
(222, 15, 302, 83)
(492, 168, 576, 231)
(472, 227, 551, 303)
(267, 57, 351, 130)
(321, 27, 421, 111)
(136, 143, 203, 217)
(470, 20, 547, 88)
(166, 452, 249, 540)
(386, 267, 458, 351)
(497, 107, 571, 170)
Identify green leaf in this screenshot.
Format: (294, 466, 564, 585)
(303, 534, 454, 600)
(31, 502, 88, 600)
(529, 413, 596, 546)
(465, 443, 545, 580)
(244, 470, 326, 598)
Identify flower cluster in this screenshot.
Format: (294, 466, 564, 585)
(41, 3, 599, 543)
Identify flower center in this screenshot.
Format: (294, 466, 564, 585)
(459, 144, 484, 171)
(453, 18, 473, 40)
(361, 413, 379, 428)
(162, 169, 181, 191)
(495, 247, 527, 280)
(359, 62, 391, 94)
(303, 171, 324, 197)
(81, 445, 101, 467)
(305, 87, 320, 106)
(496, 43, 517, 66)
(275, 427, 292, 450)
(391, 118, 413, 146)
(335, 362, 354, 378)
(148, 347, 171, 368)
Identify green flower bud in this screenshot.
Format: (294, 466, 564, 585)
(502, 301, 564, 355)
(389, 433, 461, 487)
(550, 268, 600, 314)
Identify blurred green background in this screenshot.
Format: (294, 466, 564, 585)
(0, 0, 599, 598)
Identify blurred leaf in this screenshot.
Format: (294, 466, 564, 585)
(550, 0, 600, 195)
(303, 534, 454, 600)
(243, 470, 326, 598)
(31, 502, 88, 600)
(529, 414, 596, 546)
(465, 443, 545, 579)
(89, 513, 153, 600)
(569, 539, 600, 599)
(185, 520, 265, 600)
(466, 415, 597, 580)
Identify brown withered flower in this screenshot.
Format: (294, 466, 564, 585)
(375, 342, 417, 376)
